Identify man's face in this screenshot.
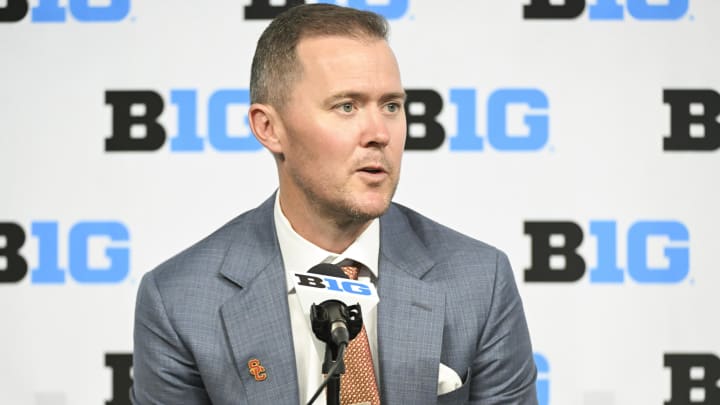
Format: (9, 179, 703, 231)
(276, 35, 407, 225)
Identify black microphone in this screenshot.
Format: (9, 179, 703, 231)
(310, 300, 354, 346)
(305, 263, 364, 405)
(307, 263, 362, 346)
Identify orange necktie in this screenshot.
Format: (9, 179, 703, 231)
(338, 263, 381, 405)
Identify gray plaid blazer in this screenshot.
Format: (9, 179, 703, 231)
(131, 195, 537, 404)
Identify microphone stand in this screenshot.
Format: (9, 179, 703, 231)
(322, 339, 345, 405)
(308, 300, 363, 405)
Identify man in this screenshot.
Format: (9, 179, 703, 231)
(131, 4, 537, 404)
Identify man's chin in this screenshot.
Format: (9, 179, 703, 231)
(346, 197, 392, 222)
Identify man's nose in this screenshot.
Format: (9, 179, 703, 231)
(360, 108, 391, 147)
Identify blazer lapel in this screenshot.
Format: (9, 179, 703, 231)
(377, 205, 446, 403)
(218, 196, 300, 404)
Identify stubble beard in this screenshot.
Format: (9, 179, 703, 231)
(294, 171, 399, 230)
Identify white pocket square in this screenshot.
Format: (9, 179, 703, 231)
(437, 363, 463, 395)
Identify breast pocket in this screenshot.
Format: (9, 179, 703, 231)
(437, 367, 471, 404)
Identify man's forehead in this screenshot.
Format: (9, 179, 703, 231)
(296, 34, 390, 56)
(295, 35, 398, 76)
(291, 34, 403, 98)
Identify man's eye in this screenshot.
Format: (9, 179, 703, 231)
(339, 103, 353, 113)
(386, 103, 399, 113)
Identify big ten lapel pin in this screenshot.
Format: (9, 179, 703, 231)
(247, 358, 267, 381)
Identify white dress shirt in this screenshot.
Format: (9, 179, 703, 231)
(273, 194, 380, 404)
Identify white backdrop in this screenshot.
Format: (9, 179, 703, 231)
(2, 1, 719, 404)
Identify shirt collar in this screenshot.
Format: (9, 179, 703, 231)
(274, 193, 379, 293)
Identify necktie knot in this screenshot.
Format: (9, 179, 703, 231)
(339, 263, 360, 280)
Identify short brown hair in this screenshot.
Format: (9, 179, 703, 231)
(250, 4, 389, 109)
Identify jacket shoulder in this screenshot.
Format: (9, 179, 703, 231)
(142, 196, 275, 290)
(387, 202, 505, 261)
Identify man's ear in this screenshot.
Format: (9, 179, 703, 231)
(248, 103, 284, 155)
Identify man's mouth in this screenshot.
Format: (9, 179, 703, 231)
(361, 167, 384, 174)
(359, 165, 386, 174)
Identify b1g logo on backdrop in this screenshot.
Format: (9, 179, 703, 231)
(524, 0, 690, 20)
(665, 353, 720, 405)
(405, 88, 549, 152)
(105, 89, 261, 152)
(104, 88, 550, 153)
(0, 221, 130, 284)
(0, 0, 130, 23)
(244, 0, 410, 20)
(523, 220, 690, 283)
(106, 353, 133, 405)
(664, 89, 720, 151)
(535, 353, 550, 405)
